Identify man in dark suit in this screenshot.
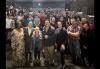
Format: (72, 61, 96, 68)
(42, 19, 56, 66)
(24, 22, 34, 65)
(55, 21, 68, 69)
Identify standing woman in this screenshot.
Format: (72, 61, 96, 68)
(59, 16, 64, 27)
(11, 21, 25, 67)
(33, 26, 42, 66)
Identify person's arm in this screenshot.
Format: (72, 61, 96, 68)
(72, 31, 80, 37)
(67, 26, 80, 37)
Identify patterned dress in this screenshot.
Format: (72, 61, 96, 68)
(11, 28, 25, 67)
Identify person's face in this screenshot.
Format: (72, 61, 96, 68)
(45, 20, 50, 27)
(83, 24, 89, 30)
(71, 20, 78, 27)
(35, 27, 39, 33)
(57, 22, 62, 28)
(77, 18, 80, 21)
(28, 23, 32, 28)
(60, 17, 64, 21)
(56, 14, 59, 17)
(63, 13, 66, 17)
(71, 19, 75, 24)
(52, 17, 55, 22)
(81, 18, 87, 23)
(17, 22, 22, 28)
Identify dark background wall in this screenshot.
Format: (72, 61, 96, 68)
(6, 1, 66, 8)
(6, 0, 94, 15)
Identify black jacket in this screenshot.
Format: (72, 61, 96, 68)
(55, 28, 68, 49)
(42, 26, 56, 47)
(80, 29, 95, 49)
(24, 27, 34, 53)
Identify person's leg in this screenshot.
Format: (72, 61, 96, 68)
(44, 47, 49, 65)
(25, 48, 29, 64)
(74, 40, 82, 65)
(49, 45, 55, 65)
(37, 50, 40, 60)
(60, 50, 65, 67)
(37, 50, 41, 65)
(34, 48, 38, 60)
(81, 47, 86, 65)
(29, 52, 33, 63)
(68, 38, 76, 63)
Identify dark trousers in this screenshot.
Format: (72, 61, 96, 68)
(25, 51, 33, 63)
(56, 43, 65, 66)
(68, 38, 82, 64)
(81, 46, 88, 65)
(88, 51, 94, 66)
(60, 50, 65, 66)
(34, 47, 40, 60)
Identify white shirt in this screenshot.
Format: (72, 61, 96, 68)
(6, 18, 12, 29)
(28, 27, 32, 36)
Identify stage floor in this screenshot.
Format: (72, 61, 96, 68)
(6, 48, 94, 69)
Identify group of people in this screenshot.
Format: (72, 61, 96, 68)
(6, 5, 95, 69)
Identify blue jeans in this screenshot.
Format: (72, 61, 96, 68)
(68, 38, 81, 63)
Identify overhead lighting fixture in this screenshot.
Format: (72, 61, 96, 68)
(38, 3, 41, 6)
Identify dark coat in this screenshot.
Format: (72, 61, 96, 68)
(42, 26, 56, 47)
(55, 28, 68, 50)
(24, 27, 34, 53)
(80, 28, 95, 57)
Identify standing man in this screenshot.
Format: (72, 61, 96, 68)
(67, 18, 82, 65)
(55, 21, 68, 69)
(24, 22, 34, 65)
(42, 19, 56, 66)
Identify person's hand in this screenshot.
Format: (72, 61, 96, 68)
(45, 35, 48, 39)
(42, 49, 44, 52)
(83, 45, 87, 49)
(55, 49, 57, 52)
(61, 44, 65, 50)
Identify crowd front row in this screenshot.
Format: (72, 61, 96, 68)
(10, 18, 95, 69)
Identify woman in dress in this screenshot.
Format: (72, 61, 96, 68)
(11, 21, 25, 67)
